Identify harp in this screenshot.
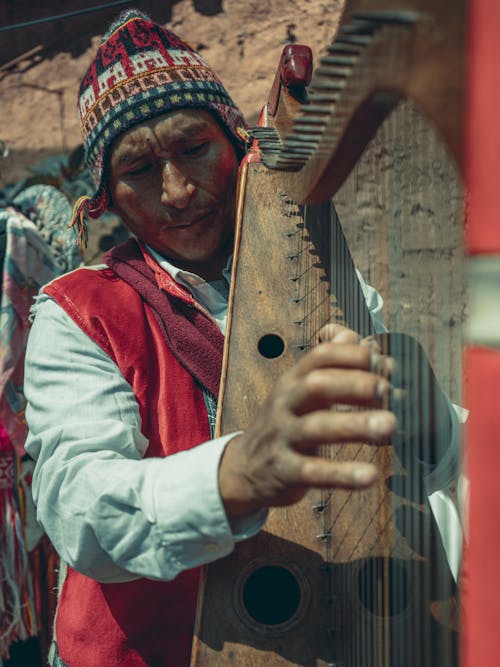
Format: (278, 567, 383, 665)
(191, 0, 466, 664)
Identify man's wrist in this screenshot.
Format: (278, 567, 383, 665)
(218, 434, 263, 519)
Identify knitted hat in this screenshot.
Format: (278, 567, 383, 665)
(72, 9, 248, 239)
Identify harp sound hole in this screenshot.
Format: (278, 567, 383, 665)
(242, 565, 301, 625)
(257, 334, 285, 359)
(358, 558, 409, 617)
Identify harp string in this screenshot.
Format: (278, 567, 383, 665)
(308, 97, 463, 665)
(280, 95, 461, 665)
(297, 200, 383, 665)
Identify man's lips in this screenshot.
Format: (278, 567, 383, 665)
(167, 210, 215, 229)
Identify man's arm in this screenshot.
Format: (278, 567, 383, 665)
(24, 296, 266, 583)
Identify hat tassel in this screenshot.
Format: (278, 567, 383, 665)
(69, 195, 90, 249)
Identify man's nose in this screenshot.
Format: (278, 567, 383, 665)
(160, 161, 196, 209)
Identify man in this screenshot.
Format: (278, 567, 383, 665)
(23, 9, 457, 667)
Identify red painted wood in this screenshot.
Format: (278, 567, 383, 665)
(463, 348, 500, 666)
(463, 1, 500, 662)
(465, 0, 500, 253)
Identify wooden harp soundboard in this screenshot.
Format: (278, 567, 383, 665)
(191, 0, 465, 665)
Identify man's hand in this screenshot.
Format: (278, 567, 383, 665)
(320, 327, 452, 469)
(218, 324, 397, 519)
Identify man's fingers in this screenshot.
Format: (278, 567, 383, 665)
(290, 408, 397, 446)
(318, 323, 361, 344)
(293, 342, 373, 377)
(293, 340, 394, 380)
(288, 367, 392, 412)
(288, 454, 379, 490)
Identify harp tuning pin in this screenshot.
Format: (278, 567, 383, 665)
(312, 501, 327, 513)
(316, 531, 332, 542)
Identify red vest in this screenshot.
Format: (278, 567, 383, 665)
(44, 258, 214, 667)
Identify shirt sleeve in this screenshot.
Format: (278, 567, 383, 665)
(24, 295, 266, 584)
(356, 268, 387, 333)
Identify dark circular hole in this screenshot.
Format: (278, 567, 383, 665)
(358, 558, 409, 617)
(257, 334, 285, 359)
(242, 565, 301, 625)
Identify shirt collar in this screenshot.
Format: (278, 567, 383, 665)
(145, 245, 232, 289)
(144, 245, 231, 334)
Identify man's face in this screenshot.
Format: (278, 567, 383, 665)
(108, 109, 239, 280)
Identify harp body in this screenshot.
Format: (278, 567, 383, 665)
(191, 0, 464, 665)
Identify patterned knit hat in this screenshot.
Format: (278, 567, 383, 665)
(71, 9, 248, 242)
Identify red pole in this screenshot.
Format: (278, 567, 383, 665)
(463, 0, 500, 664)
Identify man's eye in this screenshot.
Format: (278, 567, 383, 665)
(184, 142, 208, 156)
(128, 163, 153, 176)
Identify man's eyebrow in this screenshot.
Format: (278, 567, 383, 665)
(113, 146, 151, 168)
(113, 120, 213, 167)
(155, 120, 212, 145)
(176, 121, 211, 137)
